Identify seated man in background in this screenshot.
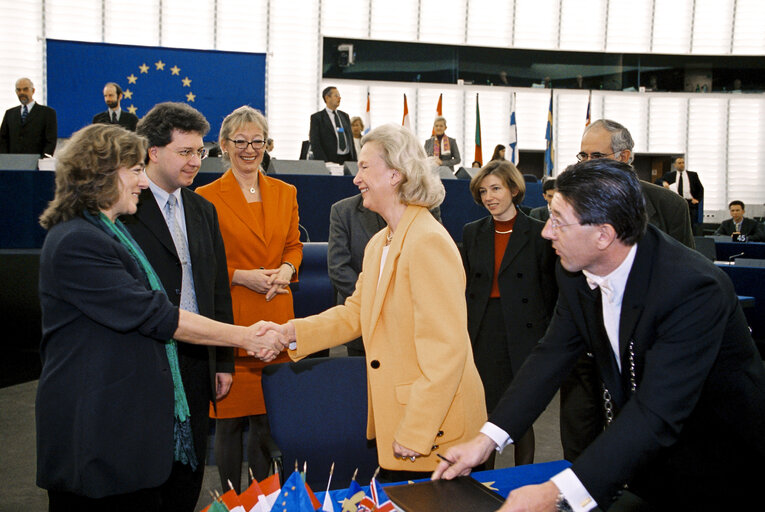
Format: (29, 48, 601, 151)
(529, 178, 555, 222)
(715, 200, 765, 241)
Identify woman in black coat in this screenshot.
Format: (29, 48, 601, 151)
(35, 124, 284, 510)
(461, 160, 557, 465)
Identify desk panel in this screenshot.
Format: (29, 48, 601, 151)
(715, 241, 765, 261)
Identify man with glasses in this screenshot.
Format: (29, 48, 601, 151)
(559, 119, 695, 466)
(122, 102, 234, 511)
(434, 159, 765, 511)
(309, 86, 356, 164)
(0, 77, 57, 156)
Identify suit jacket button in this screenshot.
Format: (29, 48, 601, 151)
(522, 298, 528, 303)
(437, 430, 444, 437)
(175, 288, 181, 295)
(475, 272, 482, 278)
(526, 322, 532, 328)
(432, 444, 439, 450)
(370, 360, 380, 369)
(517, 272, 523, 278)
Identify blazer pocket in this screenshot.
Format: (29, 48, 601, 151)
(394, 383, 466, 444)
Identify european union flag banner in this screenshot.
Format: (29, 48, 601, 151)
(46, 39, 266, 141)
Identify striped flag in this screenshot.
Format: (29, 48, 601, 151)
(544, 90, 554, 176)
(432, 93, 443, 135)
(509, 92, 519, 164)
(474, 93, 483, 166)
(364, 91, 371, 135)
(585, 90, 592, 127)
(370, 477, 395, 512)
(402, 94, 412, 131)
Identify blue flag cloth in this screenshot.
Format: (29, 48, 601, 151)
(273, 470, 318, 512)
(338, 480, 366, 512)
(544, 90, 554, 176)
(46, 39, 265, 141)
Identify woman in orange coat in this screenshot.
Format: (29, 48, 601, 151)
(196, 106, 302, 492)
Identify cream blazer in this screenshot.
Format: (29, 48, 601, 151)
(290, 205, 487, 471)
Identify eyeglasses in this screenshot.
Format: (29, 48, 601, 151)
(227, 138, 266, 150)
(576, 151, 618, 162)
(547, 206, 580, 231)
(174, 148, 208, 160)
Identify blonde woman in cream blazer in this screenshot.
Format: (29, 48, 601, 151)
(267, 124, 487, 477)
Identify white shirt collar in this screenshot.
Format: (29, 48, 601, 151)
(22, 101, 35, 111)
(146, 172, 181, 209)
(108, 106, 122, 116)
(583, 244, 638, 304)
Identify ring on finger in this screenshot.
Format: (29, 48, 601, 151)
(410, 456, 416, 462)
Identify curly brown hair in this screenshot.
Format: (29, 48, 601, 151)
(39, 124, 147, 229)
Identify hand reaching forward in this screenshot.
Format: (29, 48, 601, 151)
(256, 321, 296, 347)
(242, 321, 289, 361)
(431, 433, 496, 480)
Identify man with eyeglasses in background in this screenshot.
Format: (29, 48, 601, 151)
(121, 102, 234, 512)
(560, 119, 694, 467)
(309, 86, 357, 164)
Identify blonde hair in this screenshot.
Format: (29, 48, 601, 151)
(361, 124, 445, 209)
(39, 124, 147, 229)
(219, 106, 269, 164)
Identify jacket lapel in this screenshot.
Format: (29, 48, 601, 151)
(498, 212, 530, 276)
(217, 170, 265, 244)
(135, 188, 178, 258)
(473, 218, 494, 279)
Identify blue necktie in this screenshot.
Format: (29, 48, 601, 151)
(165, 195, 199, 313)
(21, 105, 28, 124)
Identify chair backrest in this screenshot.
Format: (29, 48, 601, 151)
(693, 236, 717, 261)
(262, 357, 379, 490)
(291, 242, 334, 318)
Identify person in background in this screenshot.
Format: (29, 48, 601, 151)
(36, 123, 283, 511)
(529, 179, 556, 223)
(424, 116, 461, 172)
(471, 160, 482, 168)
(309, 86, 356, 164)
(266, 124, 486, 482)
(714, 200, 765, 241)
(350, 116, 364, 158)
(490, 144, 506, 162)
(659, 156, 703, 230)
(0, 77, 57, 156)
(92, 82, 138, 131)
(261, 138, 274, 173)
(433, 159, 765, 511)
(462, 160, 557, 467)
(196, 106, 302, 492)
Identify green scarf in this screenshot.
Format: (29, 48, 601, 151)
(85, 211, 198, 470)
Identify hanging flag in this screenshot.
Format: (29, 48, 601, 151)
(271, 471, 317, 512)
(364, 92, 371, 135)
(339, 479, 365, 512)
(509, 92, 519, 165)
(544, 90, 554, 176)
(369, 478, 395, 512)
(402, 94, 411, 131)
(585, 90, 592, 127)
(474, 93, 483, 166)
(432, 93, 443, 135)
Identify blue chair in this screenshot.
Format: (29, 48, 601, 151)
(261, 356, 379, 490)
(291, 242, 335, 318)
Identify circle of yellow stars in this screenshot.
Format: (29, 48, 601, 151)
(124, 59, 195, 115)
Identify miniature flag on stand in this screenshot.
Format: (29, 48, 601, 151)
(402, 94, 412, 131)
(364, 92, 371, 135)
(339, 471, 365, 512)
(239, 477, 271, 512)
(509, 92, 519, 165)
(474, 93, 483, 166)
(220, 484, 247, 512)
(321, 463, 336, 512)
(209, 500, 230, 512)
(369, 477, 395, 512)
(544, 89, 554, 176)
(431, 93, 443, 135)
(272, 470, 317, 512)
(585, 90, 592, 127)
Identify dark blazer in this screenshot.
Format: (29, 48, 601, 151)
(640, 180, 694, 248)
(92, 110, 139, 131)
(36, 217, 179, 497)
(715, 217, 765, 241)
(309, 109, 356, 163)
(462, 211, 557, 375)
(659, 170, 704, 200)
(122, 187, 234, 463)
(424, 136, 461, 170)
(491, 225, 765, 508)
(0, 103, 57, 155)
(528, 205, 550, 223)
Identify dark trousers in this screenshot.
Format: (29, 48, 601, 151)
(49, 488, 162, 512)
(559, 353, 606, 462)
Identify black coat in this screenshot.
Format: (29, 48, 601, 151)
(0, 103, 57, 155)
(92, 110, 139, 131)
(659, 170, 704, 201)
(309, 109, 356, 163)
(715, 217, 765, 241)
(490, 225, 765, 508)
(36, 217, 179, 497)
(462, 211, 557, 375)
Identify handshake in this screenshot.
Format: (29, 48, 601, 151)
(243, 321, 296, 362)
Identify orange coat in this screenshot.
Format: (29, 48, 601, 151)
(197, 169, 302, 417)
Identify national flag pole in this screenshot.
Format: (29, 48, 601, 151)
(509, 92, 519, 165)
(474, 93, 483, 166)
(432, 93, 443, 135)
(364, 91, 371, 134)
(402, 94, 412, 131)
(544, 89, 554, 176)
(585, 90, 592, 127)
(321, 462, 336, 512)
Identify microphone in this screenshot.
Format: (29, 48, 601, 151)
(728, 252, 745, 262)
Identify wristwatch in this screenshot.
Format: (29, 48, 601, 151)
(556, 493, 573, 512)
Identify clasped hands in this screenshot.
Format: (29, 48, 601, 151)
(235, 265, 294, 301)
(242, 320, 297, 362)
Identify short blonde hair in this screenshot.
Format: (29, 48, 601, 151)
(39, 124, 147, 229)
(361, 124, 445, 209)
(469, 160, 526, 206)
(219, 106, 269, 164)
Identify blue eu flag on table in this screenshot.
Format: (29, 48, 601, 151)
(46, 39, 266, 141)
